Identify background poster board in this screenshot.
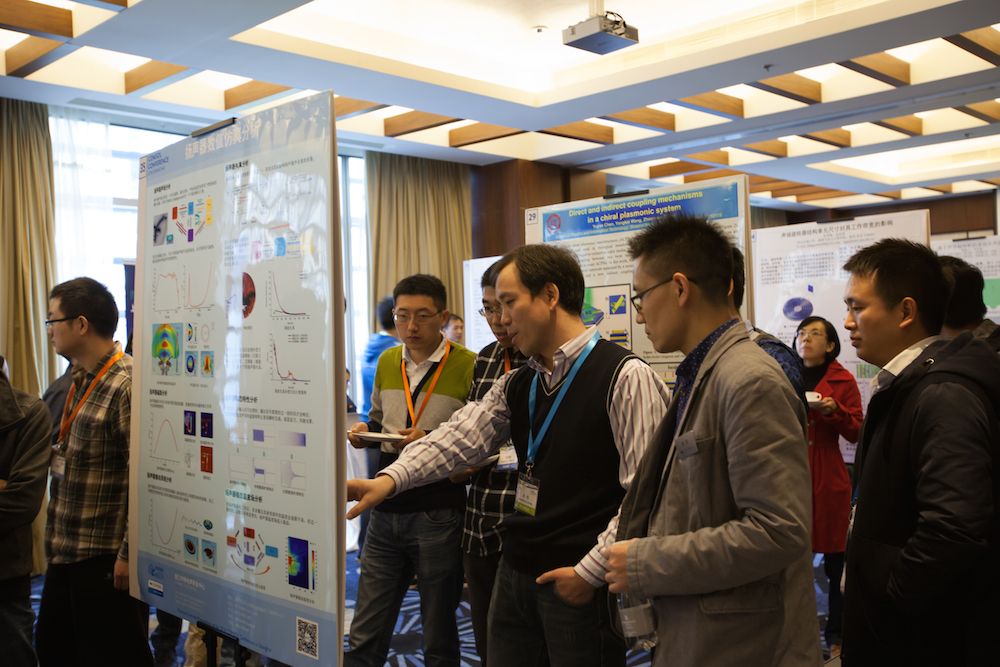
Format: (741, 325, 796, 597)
(463, 255, 502, 355)
(930, 235, 1000, 323)
(526, 176, 750, 380)
(752, 210, 930, 463)
(130, 92, 345, 666)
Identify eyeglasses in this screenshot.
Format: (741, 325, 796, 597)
(630, 276, 698, 314)
(796, 330, 827, 340)
(478, 306, 501, 319)
(393, 310, 442, 325)
(45, 316, 77, 328)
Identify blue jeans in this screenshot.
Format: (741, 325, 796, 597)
(0, 594, 37, 667)
(345, 507, 463, 667)
(487, 557, 625, 667)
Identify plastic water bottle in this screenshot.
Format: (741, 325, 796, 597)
(617, 592, 657, 651)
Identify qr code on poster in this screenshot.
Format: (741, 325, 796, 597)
(296, 616, 319, 659)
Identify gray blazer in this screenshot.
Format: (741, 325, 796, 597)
(618, 324, 821, 666)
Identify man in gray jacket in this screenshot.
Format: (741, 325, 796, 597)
(0, 355, 52, 667)
(604, 214, 822, 666)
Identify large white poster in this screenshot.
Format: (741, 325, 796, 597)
(931, 235, 1000, 323)
(130, 92, 345, 666)
(526, 176, 750, 380)
(463, 255, 502, 356)
(752, 210, 929, 462)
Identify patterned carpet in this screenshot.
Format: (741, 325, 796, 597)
(29, 550, 833, 665)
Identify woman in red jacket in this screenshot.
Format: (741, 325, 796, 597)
(794, 315, 863, 658)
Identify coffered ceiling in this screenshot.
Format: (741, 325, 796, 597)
(2, 0, 999, 212)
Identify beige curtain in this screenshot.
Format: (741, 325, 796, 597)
(0, 98, 58, 396)
(366, 152, 472, 325)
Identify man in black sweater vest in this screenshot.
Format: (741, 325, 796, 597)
(348, 244, 669, 667)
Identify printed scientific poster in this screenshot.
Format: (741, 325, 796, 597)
(130, 92, 346, 666)
(752, 210, 929, 462)
(931, 235, 1000, 323)
(463, 255, 502, 356)
(526, 176, 750, 379)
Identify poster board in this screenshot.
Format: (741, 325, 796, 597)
(129, 92, 345, 666)
(526, 176, 751, 380)
(752, 210, 930, 463)
(463, 255, 502, 355)
(930, 235, 1000, 323)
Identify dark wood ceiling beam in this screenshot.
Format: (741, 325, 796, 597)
(747, 73, 822, 105)
(945, 27, 1000, 66)
(224, 81, 292, 110)
(872, 114, 923, 136)
(683, 150, 730, 165)
(0, 0, 73, 38)
(3, 35, 62, 75)
(927, 184, 953, 193)
(675, 91, 744, 119)
(124, 61, 188, 94)
(741, 140, 788, 158)
(648, 161, 713, 179)
(840, 52, 910, 87)
(876, 191, 903, 200)
(956, 100, 1000, 124)
(804, 128, 852, 148)
(602, 108, 675, 132)
(795, 189, 858, 202)
(384, 111, 458, 137)
(769, 184, 832, 197)
(5, 41, 79, 78)
(539, 121, 613, 144)
(333, 97, 386, 119)
(449, 123, 524, 147)
(683, 169, 742, 183)
(749, 180, 801, 194)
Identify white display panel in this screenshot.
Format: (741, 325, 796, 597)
(130, 92, 345, 666)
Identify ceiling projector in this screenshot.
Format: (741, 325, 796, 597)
(563, 12, 638, 55)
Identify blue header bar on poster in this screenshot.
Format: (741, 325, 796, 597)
(543, 182, 739, 242)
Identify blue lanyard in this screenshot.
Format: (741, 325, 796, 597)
(526, 331, 600, 470)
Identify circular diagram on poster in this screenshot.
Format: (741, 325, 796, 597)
(783, 297, 814, 321)
(242, 272, 256, 318)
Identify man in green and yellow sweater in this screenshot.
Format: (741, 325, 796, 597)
(347, 274, 475, 667)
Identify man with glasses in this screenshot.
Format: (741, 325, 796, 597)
(347, 245, 669, 667)
(604, 214, 821, 666)
(35, 277, 153, 667)
(459, 260, 529, 665)
(346, 274, 476, 667)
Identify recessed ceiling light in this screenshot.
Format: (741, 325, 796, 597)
(530, 26, 548, 34)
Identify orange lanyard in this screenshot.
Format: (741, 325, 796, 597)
(402, 340, 451, 429)
(504, 348, 510, 374)
(58, 351, 124, 444)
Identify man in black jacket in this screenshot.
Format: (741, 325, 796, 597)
(841, 239, 1000, 665)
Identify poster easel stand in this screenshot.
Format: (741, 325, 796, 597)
(198, 622, 246, 667)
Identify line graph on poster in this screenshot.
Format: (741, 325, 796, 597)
(153, 270, 181, 312)
(184, 262, 216, 310)
(267, 270, 312, 319)
(147, 499, 181, 553)
(268, 334, 310, 383)
(149, 412, 181, 463)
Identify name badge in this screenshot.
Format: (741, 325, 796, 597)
(496, 444, 518, 471)
(675, 430, 698, 459)
(514, 472, 540, 516)
(52, 454, 67, 480)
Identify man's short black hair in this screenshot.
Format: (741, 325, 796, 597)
(445, 314, 463, 325)
(939, 255, 987, 329)
(842, 239, 948, 335)
(796, 316, 841, 363)
(494, 245, 585, 317)
(627, 213, 733, 307)
(731, 246, 746, 310)
(481, 259, 503, 290)
(392, 274, 447, 312)
(50, 277, 119, 339)
(376, 296, 395, 331)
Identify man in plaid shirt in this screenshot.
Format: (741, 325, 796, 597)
(461, 262, 528, 665)
(35, 278, 153, 667)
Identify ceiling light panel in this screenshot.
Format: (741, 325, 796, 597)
(26, 46, 149, 94)
(143, 71, 252, 111)
(0, 28, 31, 51)
(891, 38, 994, 85)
